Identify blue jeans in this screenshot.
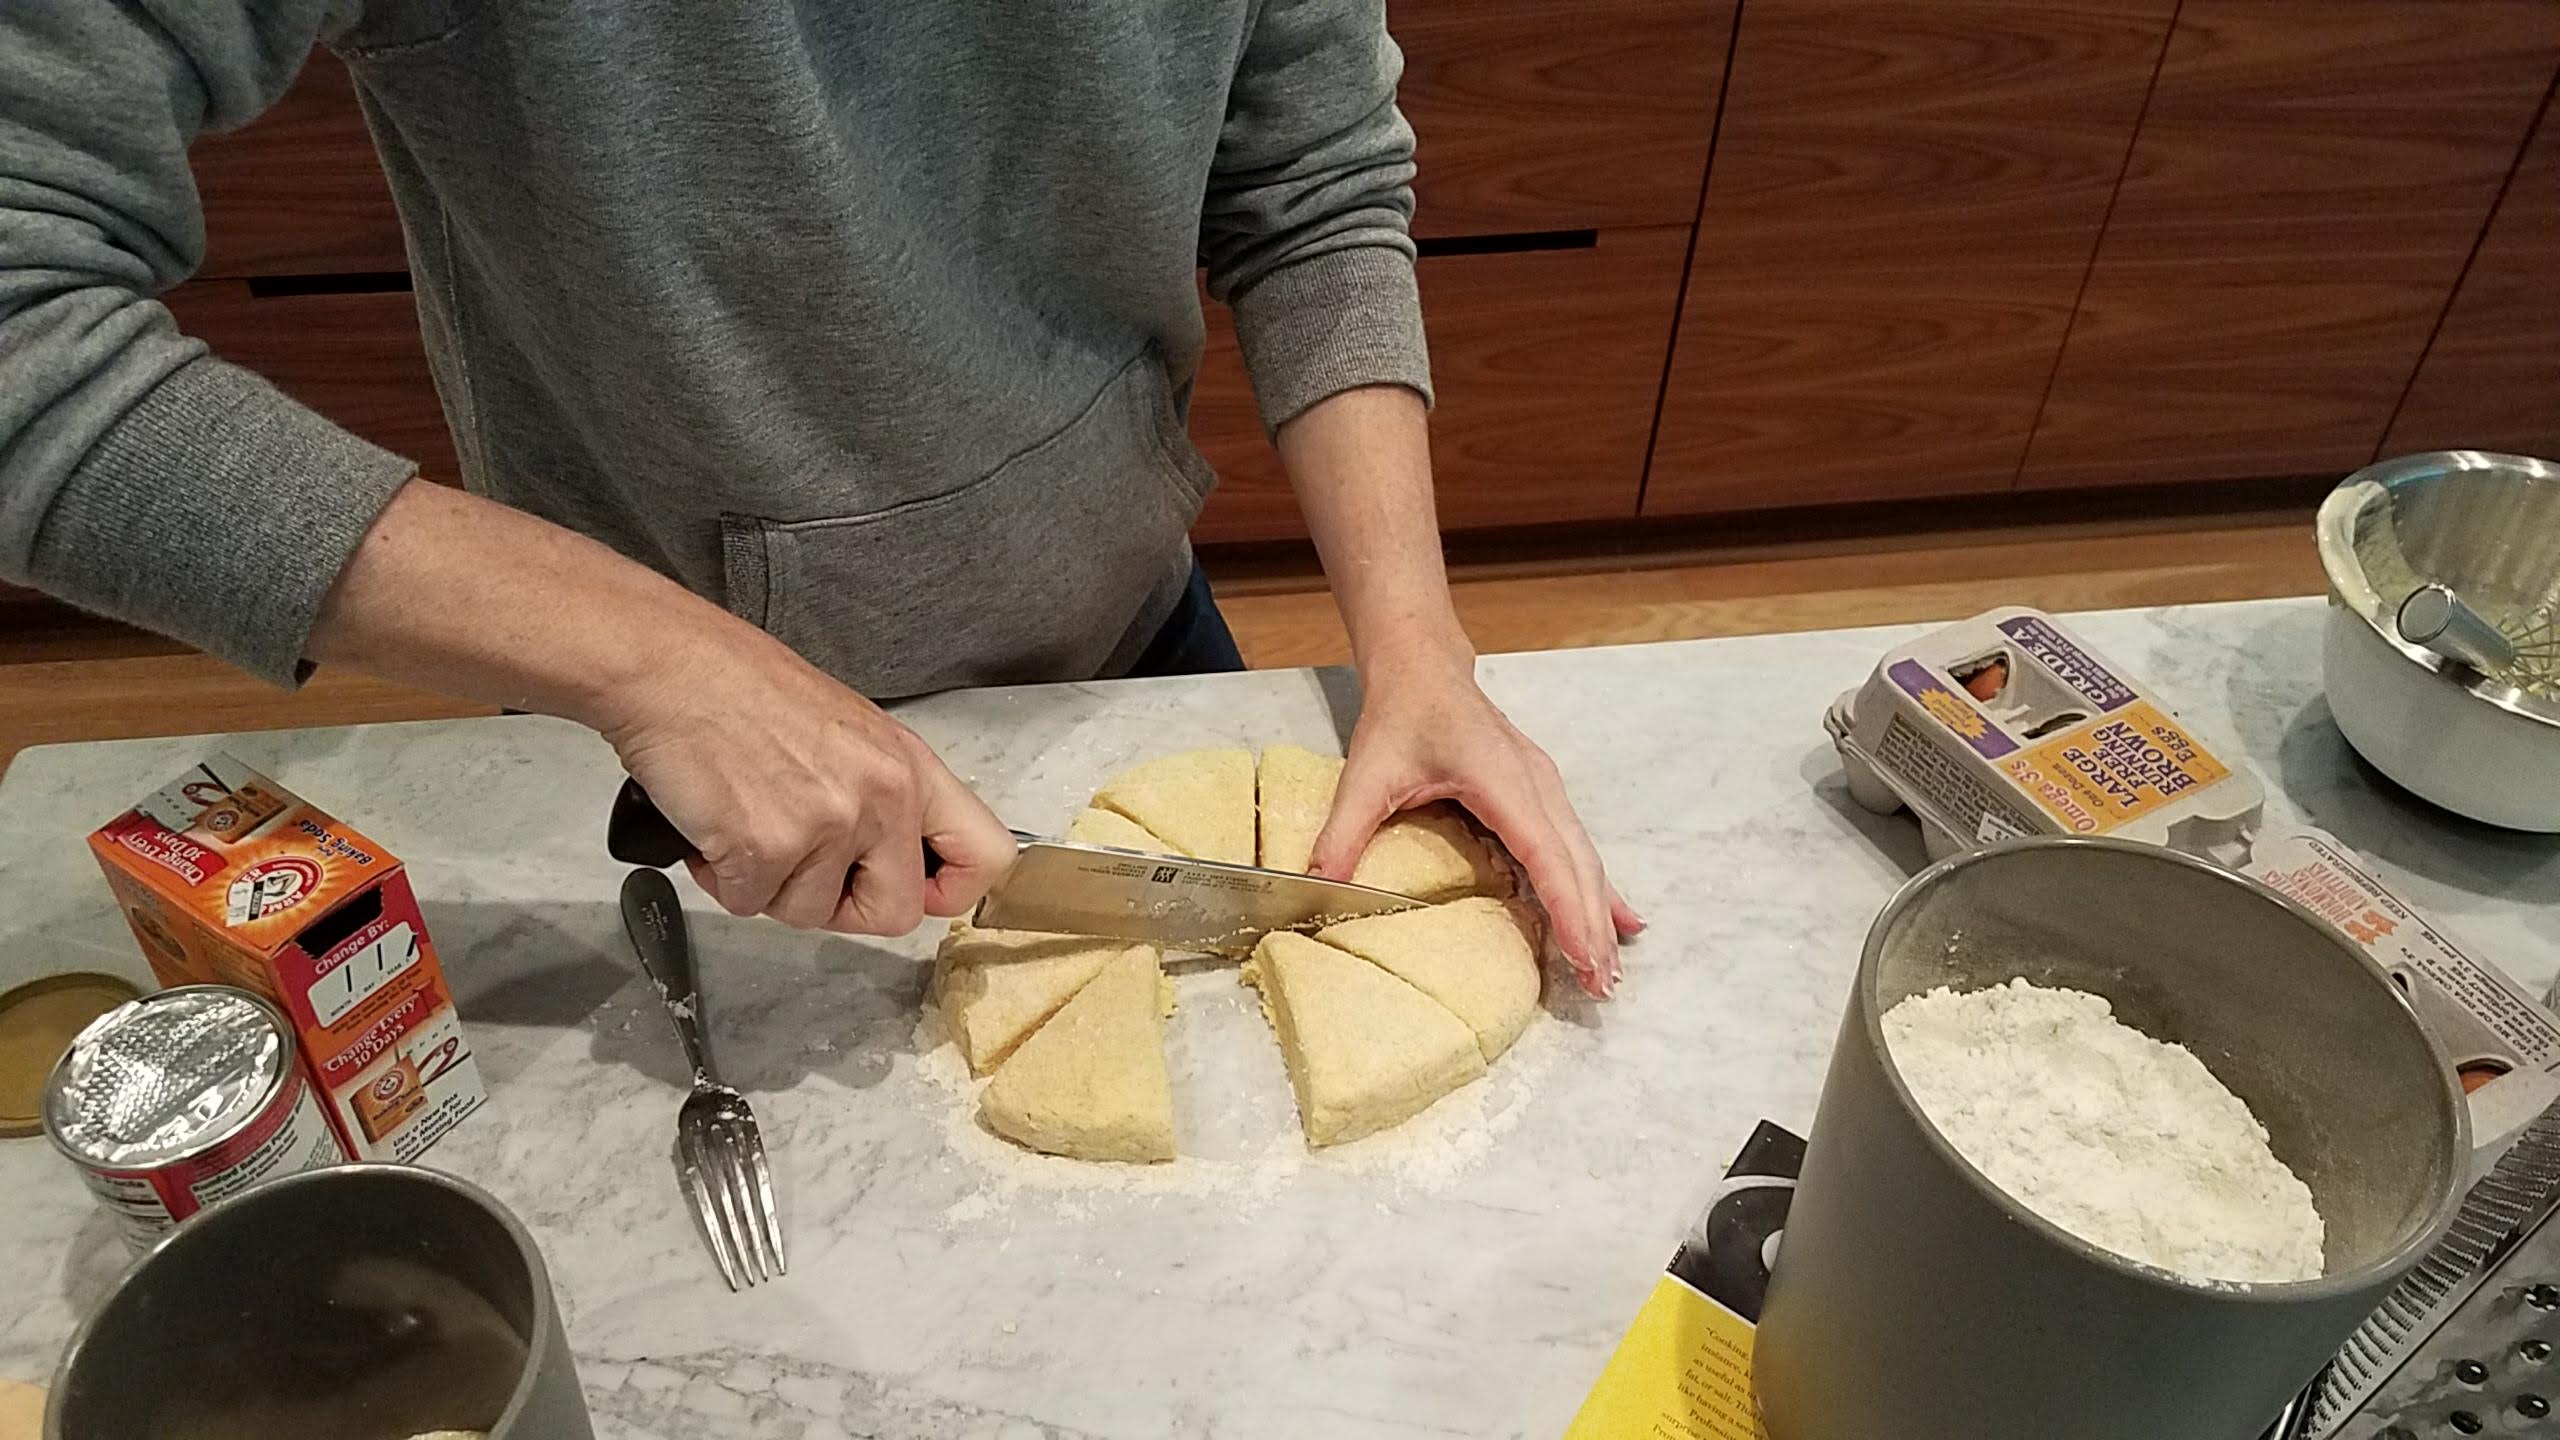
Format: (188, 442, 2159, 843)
(1124, 562, 1244, 678)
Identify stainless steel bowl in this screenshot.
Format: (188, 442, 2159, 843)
(2316, 450, 2560, 830)
(1755, 839, 2469, 1440)
(46, 1164, 592, 1440)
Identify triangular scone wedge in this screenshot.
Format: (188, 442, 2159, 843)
(1354, 806, 1507, 902)
(1317, 898, 1541, 1063)
(979, 946, 1176, 1162)
(1254, 745, 1503, 900)
(1244, 932, 1485, 1147)
(932, 922, 1125, 1076)
(1065, 806, 1174, 853)
(1255, 743, 1340, 875)
(1092, 748, 1255, 864)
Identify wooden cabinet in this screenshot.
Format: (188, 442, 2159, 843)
(2020, 3, 2560, 490)
(2385, 94, 2560, 461)
(1191, 228, 1690, 541)
(1646, 0, 2176, 515)
(1190, 0, 1730, 539)
(159, 283, 457, 481)
(1393, 0, 1733, 237)
(191, 52, 408, 279)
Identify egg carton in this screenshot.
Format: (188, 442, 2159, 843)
(1824, 606, 2265, 865)
(2247, 827, 2560, 1170)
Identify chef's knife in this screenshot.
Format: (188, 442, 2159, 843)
(607, 777, 1420, 953)
(973, 837, 1420, 954)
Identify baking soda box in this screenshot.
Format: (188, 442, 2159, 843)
(89, 754, 485, 1163)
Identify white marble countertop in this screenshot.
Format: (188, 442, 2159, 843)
(5, 598, 2555, 1438)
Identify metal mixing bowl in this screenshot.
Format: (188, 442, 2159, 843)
(2316, 450, 2560, 830)
(1755, 839, 2468, 1440)
(47, 1164, 591, 1440)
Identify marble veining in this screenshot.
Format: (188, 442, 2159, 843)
(3, 599, 2554, 1438)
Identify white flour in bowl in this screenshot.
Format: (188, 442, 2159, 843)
(1882, 978, 2325, 1284)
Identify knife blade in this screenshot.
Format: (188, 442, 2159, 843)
(975, 839, 1422, 954)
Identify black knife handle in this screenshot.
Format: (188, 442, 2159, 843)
(607, 777, 696, 868)
(608, 776, 948, 879)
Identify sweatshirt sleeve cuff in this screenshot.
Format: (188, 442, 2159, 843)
(29, 356, 418, 688)
(1228, 244, 1433, 433)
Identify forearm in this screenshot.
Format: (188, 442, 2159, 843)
(1274, 384, 1470, 671)
(1285, 392, 1633, 990)
(308, 478, 751, 736)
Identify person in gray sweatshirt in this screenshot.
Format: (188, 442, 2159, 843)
(0, 1, 1636, 993)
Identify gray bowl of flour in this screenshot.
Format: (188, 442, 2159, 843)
(1753, 837, 2467, 1440)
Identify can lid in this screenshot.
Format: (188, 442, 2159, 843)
(0, 973, 144, 1139)
(0, 1378, 45, 1440)
(41, 985, 289, 1165)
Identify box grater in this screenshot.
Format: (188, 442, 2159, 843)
(2307, 1094, 2560, 1436)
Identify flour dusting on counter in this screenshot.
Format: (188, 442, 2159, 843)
(911, 1007, 1301, 1221)
(912, 962, 1576, 1225)
(1311, 1014, 1568, 1192)
(1883, 979, 2325, 1284)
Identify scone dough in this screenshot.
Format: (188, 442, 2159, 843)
(1245, 931, 1486, 1147)
(1092, 748, 1255, 864)
(933, 924, 1133, 1076)
(1065, 805, 1174, 853)
(979, 946, 1177, 1163)
(1318, 897, 1542, 1063)
(959, 746, 1541, 1160)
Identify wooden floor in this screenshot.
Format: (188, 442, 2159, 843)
(0, 490, 2328, 776)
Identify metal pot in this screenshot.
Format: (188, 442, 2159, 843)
(46, 1164, 592, 1440)
(1754, 839, 2467, 1440)
(2316, 450, 2560, 831)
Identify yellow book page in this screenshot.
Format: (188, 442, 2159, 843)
(1564, 1275, 1768, 1440)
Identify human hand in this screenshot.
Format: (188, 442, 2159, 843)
(1307, 639, 1642, 998)
(597, 621, 1013, 934)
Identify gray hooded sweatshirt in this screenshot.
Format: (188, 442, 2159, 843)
(0, 1, 1430, 697)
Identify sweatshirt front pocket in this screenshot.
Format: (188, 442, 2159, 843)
(719, 352, 1211, 699)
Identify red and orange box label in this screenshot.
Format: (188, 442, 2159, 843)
(91, 755, 485, 1162)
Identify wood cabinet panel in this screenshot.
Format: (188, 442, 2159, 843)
(1191, 228, 1687, 542)
(2021, 3, 2560, 490)
(2386, 88, 2560, 460)
(1647, 0, 2174, 514)
(192, 51, 408, 278)
(1653, 263, 2106, 510)
(1393, 0, 1733, 236)
(160, 283, 457, 481)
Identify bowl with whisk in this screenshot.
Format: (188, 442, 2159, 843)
(2316, 450, 2560, 830)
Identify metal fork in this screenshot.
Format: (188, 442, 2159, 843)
(619, 867, 787, 1289)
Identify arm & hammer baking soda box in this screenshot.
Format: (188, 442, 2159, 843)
(88, 754, 485, 1162)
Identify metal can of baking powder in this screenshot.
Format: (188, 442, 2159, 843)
(43, 984, 349, 1250)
